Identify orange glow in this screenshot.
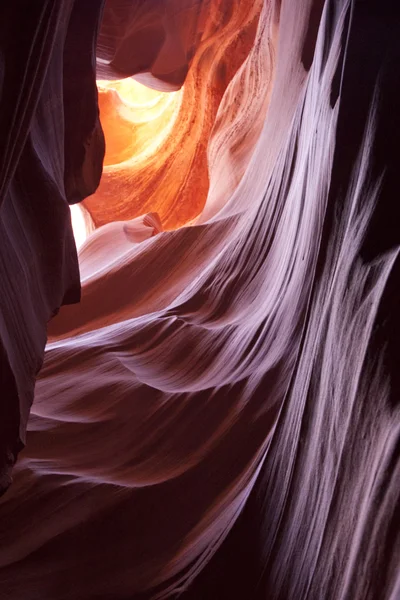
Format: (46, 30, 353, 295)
(96, 79, 182, 167)
(82, 2, 263, 233)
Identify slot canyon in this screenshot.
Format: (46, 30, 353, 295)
(0, 1, 399, 599)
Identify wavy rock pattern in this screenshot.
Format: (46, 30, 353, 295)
(0, 1, 104, 493)
(0, 1, 399, 599)
(85, 0, 264, 230)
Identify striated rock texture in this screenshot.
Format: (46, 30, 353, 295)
(86, 0, 264, 230)
(0, 1, 105, 493)
(1, 1, 400, 599)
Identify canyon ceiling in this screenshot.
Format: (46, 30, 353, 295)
(0, 1, 399, 599)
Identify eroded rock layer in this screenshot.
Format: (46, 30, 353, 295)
(85, 0, 264, 230)
(0, 1, 105, 493)
(0, 1, 399, 599)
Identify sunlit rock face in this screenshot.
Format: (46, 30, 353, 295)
(84, 0, 264, 230)
(1, 1, 400, 600)
(98, 79, 182, 168)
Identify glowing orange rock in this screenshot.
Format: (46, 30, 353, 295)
(83, 0, 264, 231)
(97, 79, 182, 167)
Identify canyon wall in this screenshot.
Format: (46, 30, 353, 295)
(0, 1, 399, 599)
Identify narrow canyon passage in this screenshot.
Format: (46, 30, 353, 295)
(0, 1, 399, 599)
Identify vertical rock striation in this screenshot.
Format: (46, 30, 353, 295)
(0, 1, 105, 494)
(0, 1, 399, 599)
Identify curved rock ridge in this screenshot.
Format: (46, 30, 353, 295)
(97, 0, 261, 90)
(85, 0, 264, 230)
(1, 1, 400, 600)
